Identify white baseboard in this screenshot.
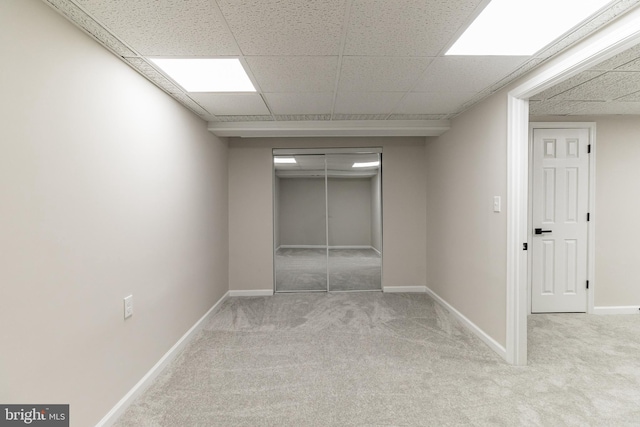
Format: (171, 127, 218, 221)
(279, 245, 326, 249)
(278, 245, 377, 251)
(383, 286, 427, 293)
(593, 306, 640, 315)
(371, 247, 382, 256)
(228, 289, 274, 297)
(425, 286, 507, 362)
(96, 291, 230, 427)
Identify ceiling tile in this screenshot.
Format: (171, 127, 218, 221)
(189, 93, 270, 116)
(338, 56, 432, 92)
(615, 58, 640, 72)
(75, 0, 240, 55)
(345, 0, 484, 56)
(264, 93, 334, 115)
(591, 43, 640, 70)
(396, 92, 477, 115)
(246, 56, 338, 92)
(530, 71, 604, 101)
(551, 72, 640, 101)
(529, 100, 585, 116)
(335, 92, 405, 115)
(414, 57, 529, 93)
(569, 101, 640, 115)
(216, 0, 347, 55)
(616, 90, 640, 102)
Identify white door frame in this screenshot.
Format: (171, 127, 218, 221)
(506, 9, 640, 366)
(528, 122, 596, 315)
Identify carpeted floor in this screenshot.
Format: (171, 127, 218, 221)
(114, 293, 640, 426)
(275, 248, 381, 292)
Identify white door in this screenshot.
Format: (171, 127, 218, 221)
(531, 128, 590, 313)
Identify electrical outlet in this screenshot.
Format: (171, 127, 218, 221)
(124, 295, 133, 319)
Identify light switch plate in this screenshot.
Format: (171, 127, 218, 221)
(493, 196, 501, 212)
(124, 295, 133, 319)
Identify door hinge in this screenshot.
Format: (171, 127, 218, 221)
(588, 144, 592, 153)
(523, 242, 528, 251)
(587, 212, 590, 221)
(586, 280, 589, 289)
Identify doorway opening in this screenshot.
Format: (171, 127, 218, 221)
(528, 124, 595, 314)
(273, 148, 383, 293)
(507, 11, 640, 365)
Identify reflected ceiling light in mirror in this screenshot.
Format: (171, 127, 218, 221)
(446, 0, 613, 56)
(353, 161, 380, 168)
(274, 157, 297, 164)
(149, 58, 256, 92)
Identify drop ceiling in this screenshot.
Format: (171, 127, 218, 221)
(531, 42, 640, 115)
(44, 0, 640, 134)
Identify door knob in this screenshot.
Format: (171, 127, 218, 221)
(534, 228, 552, 235)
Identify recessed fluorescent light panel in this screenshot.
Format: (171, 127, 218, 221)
(353, 161, 380, 168)
(446, 0, 613, 55)
(274, 157, 297, 164)
(150, 58, 256, 92)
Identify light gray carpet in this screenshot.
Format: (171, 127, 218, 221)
(275, 248, 327, 291)
(114, 293, 640, 426)
(328, 249, 381, 291)
(275, 248, 381, 292)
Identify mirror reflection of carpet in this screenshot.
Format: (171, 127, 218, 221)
(275, 248, 381, 291)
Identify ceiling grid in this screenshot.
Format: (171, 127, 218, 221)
(42, 0, 640, 128)
(329, 0, 354, 120)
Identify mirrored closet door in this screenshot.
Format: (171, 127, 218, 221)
(326, 154, 382, 291)
(274, 154, 327, 292)
(274, 149, 382, 293)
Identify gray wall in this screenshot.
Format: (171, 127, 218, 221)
(328, 178, 372, 247)
(278, 178, 326, 246)
(229, 138, 427, 291)
(0, 2, 229, 425)
(229, 145, 274, 291)
(425, 88, 509, 347)
(278, 177, 372, 247)
(531, 115, 640, 308)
